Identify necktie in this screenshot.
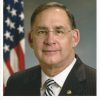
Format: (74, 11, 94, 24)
(44, 79, 55, 96)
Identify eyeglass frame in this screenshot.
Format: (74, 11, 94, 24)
(30, 27, 74, 39)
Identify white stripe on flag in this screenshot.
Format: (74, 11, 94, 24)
(20, 38, 25, 54)
(3, 62, 11, 86)
(10, 49, 19, 73)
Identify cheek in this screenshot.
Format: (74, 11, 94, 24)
(32, 39, 44, 59)
(32, 38, 43, 50)
(61, 37, 73, 50)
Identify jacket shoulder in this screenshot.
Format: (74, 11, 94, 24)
(5, 65, 41, 96)
(78, 63, 96, 95)
(8, 65, 41, 81)
(83, 64, 96, 80)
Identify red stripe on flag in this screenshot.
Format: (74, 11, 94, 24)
(14, 43, 25, 71)
(5, 59, 14, 75)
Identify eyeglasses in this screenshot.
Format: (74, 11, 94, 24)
(31, 28, 73, 39)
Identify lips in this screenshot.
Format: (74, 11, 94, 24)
(43, 50, 60, 56)
(42, 49, 60, 52)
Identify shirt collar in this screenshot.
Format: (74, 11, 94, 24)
(41, 57, 76, 88)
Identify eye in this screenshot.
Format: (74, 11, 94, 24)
(37, 30, 47, 35)
(56, 29, 65, 34)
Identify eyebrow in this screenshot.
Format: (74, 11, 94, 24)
(35, 25, 65, 30)
(54, 26, 65, 29)
(35, 26, 48, 30)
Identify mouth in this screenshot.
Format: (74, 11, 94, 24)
(43, 49, 60, 52)
(42, 49, 60, 55)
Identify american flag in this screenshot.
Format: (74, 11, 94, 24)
(3, 0, 25, 87)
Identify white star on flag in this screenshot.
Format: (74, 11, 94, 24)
(4, 44, 10, 53)
(11, 8, 17, 16)
(6, 5, 10, 12)
(10, 35, 14, 42)
(17, 25, 24, 33)
(4, 31, 11, 40)
(19, 12, 24, 20)
(14, 0, 18, 4)
(5, 17, 11, 27)
(9, 21, 15, 29)
(21, 1, 24, 6)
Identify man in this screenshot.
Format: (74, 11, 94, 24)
(5, 2, 96, 96)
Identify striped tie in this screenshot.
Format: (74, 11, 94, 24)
(44, 79, 55, 96)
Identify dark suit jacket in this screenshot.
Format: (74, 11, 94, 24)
(5, 56, 96, 96)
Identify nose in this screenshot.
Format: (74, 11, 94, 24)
(44, 31, 56, 45)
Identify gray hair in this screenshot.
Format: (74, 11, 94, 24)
(31, 2, 76, 29)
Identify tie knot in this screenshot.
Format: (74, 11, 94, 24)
(45, 79, 55, 88)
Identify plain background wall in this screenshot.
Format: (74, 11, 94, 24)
(24, 0, 96, 69)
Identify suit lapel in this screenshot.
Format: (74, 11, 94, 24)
(59, 57, 86, 96)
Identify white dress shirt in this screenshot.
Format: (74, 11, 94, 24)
(40, 58, 76, 96)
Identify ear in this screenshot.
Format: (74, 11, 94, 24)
(72, 29, 80, 47)
(27, 31, 33, 48)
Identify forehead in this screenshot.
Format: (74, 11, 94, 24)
(33, 7, 71, 27)
(36, 7, 68, 18)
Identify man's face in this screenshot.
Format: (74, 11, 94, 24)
(30, 7, 80, 67)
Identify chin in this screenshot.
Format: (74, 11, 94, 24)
(41, 59, 60, 67)
(39, 55, 61, 66)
